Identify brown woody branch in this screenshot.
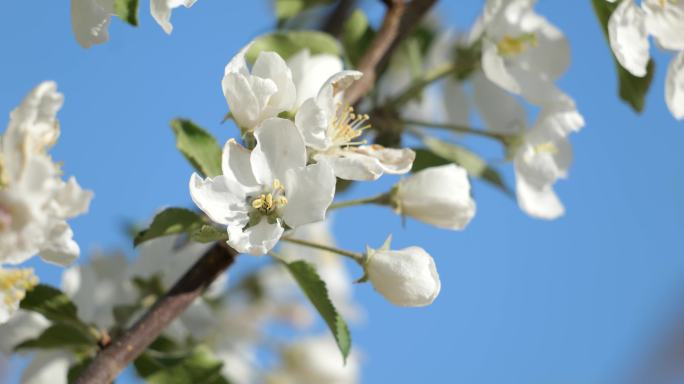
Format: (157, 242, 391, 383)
(344, 0, 438, 105)
(75, 242, 238, 384)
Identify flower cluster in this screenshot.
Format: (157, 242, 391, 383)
(0, 82, 92, 323)
(606, 0, 684, 119)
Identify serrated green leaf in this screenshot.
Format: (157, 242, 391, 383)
(247, 31, 341, 62)
(135, 346, 230, 384)
(20, 284, 80, 324)
(15, 323, 97, 351)
(416, 141, 511, 195)
(191, 224, 228, 243)
(275, 0, 334, 21)
(283, 260, 351, 361)
(114, 0, 139, 26)
(134, 208, 204, 246)
(171, 119, 223, 178)
(342, 10, 375, 66)
(591, 0, 655, 113)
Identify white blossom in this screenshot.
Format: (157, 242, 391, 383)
(474, 0, 571, 106)
(295, 71, 415, 180)
(266, 336, 360, 384)
(0, 82, 93, 267)
(607, 0, 684, 119)
(365, 243, 440, 307)
(223, 44, 296, 131)
(190, 118, 336, 255)
(391, 164, 476, 230)
(70, 0, 196, 48)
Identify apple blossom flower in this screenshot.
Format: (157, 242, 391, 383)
(472, 0, 571, 106)
(365, 242, 440, 307)
(295, 71, 415, 180)
(287, 49, 344, 110)
(222, 44, 296, 132)
(0, 82, 93, 267)
(607, 0, 684, 119)
(70, 0, 196, 48)
(266, 336, 360, 384)
(190, 117, 335, 255)
(390, 164, 476, 230)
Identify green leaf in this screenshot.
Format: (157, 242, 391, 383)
(591, 0, 655, 112)
(114, 0, 139, 26)
(416, 140, 511, 195)
(134, 208, 204, 246)
(15, 323, 97, 351)
(191, 224, 228, 243)
(275, 0, 334, 21)
(247, 31, 341, 62)
(171, 119, 223, 178)
(20, 284, 80, 325)
(342, 10, 375, 66)
(283, 260, 351, 361)
(135, 346, 230, 384)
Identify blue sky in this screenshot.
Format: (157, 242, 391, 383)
(1, 1, 684, 383)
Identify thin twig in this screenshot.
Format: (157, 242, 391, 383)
(75, 242, 239, 384)
(344, 0, 437, 105)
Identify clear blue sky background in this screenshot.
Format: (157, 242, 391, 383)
(1, 1, 684, 383)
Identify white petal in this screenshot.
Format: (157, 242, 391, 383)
(352, 145, 415, 175)
(70, 0, 113, 48)
(189, 173, 249, 226)
(39, 222, 80, 266)
(252, 51, 297, 112)
(227, 219, 284, 255)
(251, 118, 306, 184)
(150, 0, 197, 34)
(666, 51, 684, 120)
(0, 311, 49, 354)
(315, 152, 384, 181)
(282, 163, 335, 228)
(472, 72, 527, 134)
(224, 42, 252, 77)
(52, 177, 93, 219)
(288, 49, 344, 109)
(643, 0, 684, 51)
(294, 97, 332, 151)
(608, 0, 650, 77)
(222, 73, 277, 130)
(481, 40, 521, 94)
(221, 139, 259, 192)
(319, 70, 364, 98)
(515, 171, 565, 219)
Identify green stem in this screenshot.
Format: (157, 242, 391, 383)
(388, 63, 457, 109)
(403, 118, 509, 143)
(279, 237, 364, 264)
(328, 192, 391, 211)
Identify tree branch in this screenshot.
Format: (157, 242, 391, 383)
(74, 242, 239, 384)
(344, 0, 438, 105)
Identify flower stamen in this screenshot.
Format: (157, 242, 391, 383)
(0, 268, 38, 307)
(330, 104, 371, 147)
(497, 33, 538, 56)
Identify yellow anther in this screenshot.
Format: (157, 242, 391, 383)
(272, 179, 285, 192)
(0, 268, 38, 309)
(497, 33, 538, 56)
(275, 196, 288, 207)
(534, 142, 558, 155)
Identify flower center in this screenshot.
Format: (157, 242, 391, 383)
(250, 179, 288, 215)
(329, 104, 371, 147)
(0, 268, 38, 308)
(497, 33, 538, 56)
(533, 142, 558, 155)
